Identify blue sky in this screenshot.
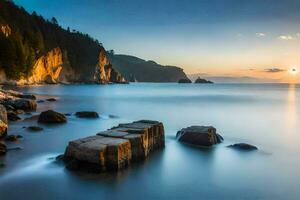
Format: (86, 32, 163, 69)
(13, 0, 300, 81)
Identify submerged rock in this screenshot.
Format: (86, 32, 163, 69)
(46, 98, 57, 102)
(108, 114, 119, 118)
(27, 126, 44, 131)
(38, 110, 67, 123)
(63, 120, 165, 172)
(37, 100, 45, 103)
(176, 126, 223, 147)
(75, 111, 99, 118)
(0, 141, 7, 155)
(227, 143, 258, 151)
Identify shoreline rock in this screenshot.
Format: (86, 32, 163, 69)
(177, 126, 223, 147)
(38, 110, 67, 124)
(63, 120, 165, 172)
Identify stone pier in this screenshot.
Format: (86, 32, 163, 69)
(63, 120, 164, 172)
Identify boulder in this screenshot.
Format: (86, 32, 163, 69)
(0, 141, 7, 155)
(75, 111, 99, 118)
(63, 120, 165, 172)
(38, 110, 67, 123)
(8, 99, 37, 111)
(178, 78, 192, 83)
(176, 126, 223, 147)
(227, 143, 258, 151)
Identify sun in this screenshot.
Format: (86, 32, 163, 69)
(289, 67, 298, 75)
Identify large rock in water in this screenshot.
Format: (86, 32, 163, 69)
(38, 110, 67, 123)
(176, 126, 223, 147)
(63, 120, 164, 172)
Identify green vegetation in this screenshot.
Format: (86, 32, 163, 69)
(0, 0, 102, 80)
(108, 54, 188, 82)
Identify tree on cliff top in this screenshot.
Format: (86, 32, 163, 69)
(0, 0, 103, 80)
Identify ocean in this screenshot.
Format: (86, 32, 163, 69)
(0, 83, 299, 200)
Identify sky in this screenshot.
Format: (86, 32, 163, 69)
(14, 0, 300, 82)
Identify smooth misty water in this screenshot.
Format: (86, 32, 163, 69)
(0, 83, 300, 200)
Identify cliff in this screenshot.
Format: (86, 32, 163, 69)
(108, 54, 188, 82)
(0, 1, 124, 85)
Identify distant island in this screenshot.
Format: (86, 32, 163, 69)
(0, 1, 188, 85)
(178, 77, 213, 84)
(194, 77, 213, 84)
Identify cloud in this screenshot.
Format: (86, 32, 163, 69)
(264, 68, 286, 73)
(278, 35, 293, 40)
(256, 32, 266, 37)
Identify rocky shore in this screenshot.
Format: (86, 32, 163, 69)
(0, 87, 258, 175)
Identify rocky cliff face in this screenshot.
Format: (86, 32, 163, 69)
(94, 48, 125, 83)
(0, 47, 125, 85)
(1, 24, 11, 37)
(17, 48, 75, 84)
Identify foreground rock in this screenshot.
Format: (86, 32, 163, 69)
(177, 126, 223, 147)
(38, 110, 67, 123)
(75, 111, 99, 118)
(227, 143, 258, 151)
(6, 99, 37, 111)
(63, 120, 164, 172)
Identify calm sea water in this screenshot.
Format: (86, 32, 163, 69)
(0, 83, 299, 200)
